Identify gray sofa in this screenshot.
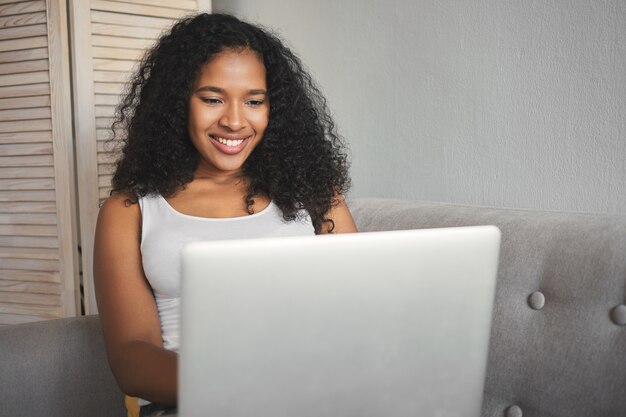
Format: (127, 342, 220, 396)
(1, 198, 625, 417)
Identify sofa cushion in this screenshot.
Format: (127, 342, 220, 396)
(350, 198, 626, 417)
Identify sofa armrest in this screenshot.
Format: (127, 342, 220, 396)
(0, 315, 125, 417)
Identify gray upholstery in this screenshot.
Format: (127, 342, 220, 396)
(2, 198, 625, 417)
(350, 198, 626, 417)
(0, 314, 125, 417)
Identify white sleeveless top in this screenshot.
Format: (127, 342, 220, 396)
(138, 194, 315, 352)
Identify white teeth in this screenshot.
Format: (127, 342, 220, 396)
(213, 136, 245, 147)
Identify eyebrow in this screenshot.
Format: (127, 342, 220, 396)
(195, 86, 267, 95)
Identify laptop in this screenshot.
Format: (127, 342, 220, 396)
(179, 226, 501, 417)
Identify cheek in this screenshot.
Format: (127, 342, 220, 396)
(188, 102, 218, 132)
(252, 110, 270, 133)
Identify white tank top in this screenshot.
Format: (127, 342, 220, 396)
(138, 194, 315, 352)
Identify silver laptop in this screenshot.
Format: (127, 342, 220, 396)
(179, 226, 500, 417)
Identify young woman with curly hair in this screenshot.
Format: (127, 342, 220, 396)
(93, 12, 356, 417)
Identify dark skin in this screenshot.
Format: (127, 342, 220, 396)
(94, 49, 356, 405)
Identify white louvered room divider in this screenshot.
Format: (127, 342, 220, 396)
(0, 0, 211, 325)
(0, 0, 78, 325)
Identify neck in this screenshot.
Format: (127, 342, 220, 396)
(193, 167, 246, 186)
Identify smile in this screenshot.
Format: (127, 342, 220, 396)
(209, 135, 251, 155)
(211, 136, 248, 147)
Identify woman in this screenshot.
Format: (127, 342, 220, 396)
(93, 12, 356, 416)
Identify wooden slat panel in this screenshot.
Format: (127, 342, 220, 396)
(0, 236, 57, 249)
(95, 93, 121, 106)
(0, 301, 62, 315)
(0, 154, 53, 167)
(0, 23, 47, 41)
(99, 186, 112, 199)
(0, 224, 58, 237)
(0, 119, 52, 132)
(0, 82, 49, 98)
(0, 107, 51, 121)
(98, 163, 115, 175)
(92, 46, 144, 60)
(0, 290, 60, 305)
(0, 12, 46, 30)
(91, 10, 174, 29)
(0, 164, 55, 181)
(0, 33, 52, 329)
(96, 129, 125, 141)
(95, 117, 115, 129)
(93, 70, 129, 83)
(0, 213, 56, 225)
(93, 59, 137, 72)
(0, 36, 48, 53)
(103, 0, 197, 10)
(0, 70, 49, 87)
(0, 142, 53, 156)
(0, 201, 56, 213)
(0, 248, 58, 261)
(96, 128, 110, 140)
(0, 178, 55, 191)
(0, 95, 49, 110)
(95, 105, 115, 118)
(0, 0, 31, 4)
(0, 279, 61, 295)
(97, 151, 118, 164)
(0, 190, 55, 202)
(0, 166, 54, 179)
(91, 22, 163, 40)
(99, 138, 119, 151)
(96, 141, 119, 153)
(0, 47, 47, 64)
(0, 58, 49, 75)
(92, 0, 190, 19)
(0, 130, 52, 143)
(91, 34, 155, 50)
(0, 1, 46, 17)
(0, 312, 54, 325)
(98, 174, 112, 188)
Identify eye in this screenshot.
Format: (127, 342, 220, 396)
(246, 99, 265, 107)
(200, 97, 223, 105)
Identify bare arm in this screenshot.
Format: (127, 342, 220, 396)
(320, 194, 358, 234)
(93, 193, 177, 405)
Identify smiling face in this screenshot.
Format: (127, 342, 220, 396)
(188, 48, 269, 178)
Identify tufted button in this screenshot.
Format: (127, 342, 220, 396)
(505, 405, 523, 417)
(611, 305, 626, 326)
(528, 291, 545, 310)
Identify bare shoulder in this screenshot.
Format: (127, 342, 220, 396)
(321, 194, 358, 234)
(98, 192, 141, 226)
(94, 192, 144, 290)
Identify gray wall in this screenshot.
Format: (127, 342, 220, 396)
(214, 0, 626, 214)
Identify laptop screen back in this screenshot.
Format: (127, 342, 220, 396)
(180, 226, 500, 417)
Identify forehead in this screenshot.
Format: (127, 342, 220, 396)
(195, 49, 266, 87)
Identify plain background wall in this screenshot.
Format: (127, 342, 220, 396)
(213, 0, 626, 214)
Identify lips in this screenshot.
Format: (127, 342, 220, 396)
(209, 135, 251, 155)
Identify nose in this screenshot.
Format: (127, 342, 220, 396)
(219, 102, 245, 131)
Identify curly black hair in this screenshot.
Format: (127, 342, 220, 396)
(110, 13, 350, 233)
